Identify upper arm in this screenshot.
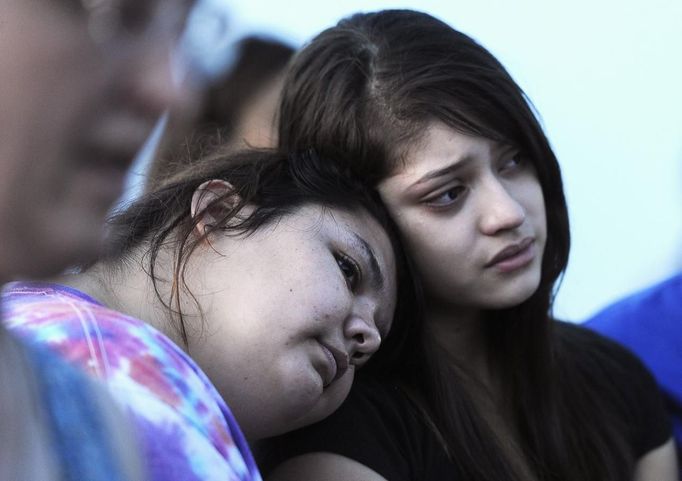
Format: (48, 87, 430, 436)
(267, 453, 389, 481)
(634, 438, 678, 481)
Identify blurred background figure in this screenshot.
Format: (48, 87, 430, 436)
(586, 272, 682, 478)
(201, 36, 294, 149)
(0, 0, 200, 278)
(0, 0, 219, 478)
(145, 35, 294, 190)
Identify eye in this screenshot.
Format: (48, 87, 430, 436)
(424, 185, 467, 209)
(334, 252, 362, 292)
(499, 152, 524, 173)
(117, 1, 156, 35)
(64, 0, 90, 15)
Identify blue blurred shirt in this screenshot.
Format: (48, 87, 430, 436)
(585, 273, 681, 469)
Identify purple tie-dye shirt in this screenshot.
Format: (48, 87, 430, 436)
(2, 282, 262, 481)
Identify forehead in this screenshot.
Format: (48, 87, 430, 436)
(294, 204, 388, 243)
(289, 205, 394, 268)
(406, 123, 498, 172)
(0, 3, 87, 102)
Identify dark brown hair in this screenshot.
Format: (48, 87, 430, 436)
(276, 9, 632, 480)
(108, 149, 420, 371)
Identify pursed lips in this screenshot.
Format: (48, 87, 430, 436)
(83, 115, 156, 171)
(318, 341, 350, 388)
(485, 236, 535, 268)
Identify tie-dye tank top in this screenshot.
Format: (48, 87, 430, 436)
(2, 281, 262, 481)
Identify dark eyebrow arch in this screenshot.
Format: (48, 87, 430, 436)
(410, 155, 474, 189)
(352, 233, 384, 292)
(409, 143, 518, 191)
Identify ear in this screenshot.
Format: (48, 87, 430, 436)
(190, 179, 240, 236)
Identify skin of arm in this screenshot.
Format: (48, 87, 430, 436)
(633, 438, 678, 481)
(267, 439, 680, 481)
(267, 453, 389, 481)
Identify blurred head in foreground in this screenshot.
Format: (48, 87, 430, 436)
(0, 0, 205, 279)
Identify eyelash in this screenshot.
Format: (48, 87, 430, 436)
(75, 1, 186, 39)
(423, 185, 467, 210)
(499, 153, 524, 173)
(423, 153, 525, 210)
(334, 252, 362, 292)
(117, 2, 155, 35)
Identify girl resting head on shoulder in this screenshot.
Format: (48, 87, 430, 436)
(3, 149, 418, 481)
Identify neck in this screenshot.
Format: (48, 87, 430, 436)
(426, 300, 529, 468)
(51, 248, 184, 349)
(425, 299, 492, 389)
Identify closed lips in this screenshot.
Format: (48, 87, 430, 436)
(486, 237, 535, 267)
(318, 341, 349, 387)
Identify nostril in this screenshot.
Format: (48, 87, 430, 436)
(353, 333, 365, 344)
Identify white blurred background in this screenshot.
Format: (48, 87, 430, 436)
(132, 0, 682, 321)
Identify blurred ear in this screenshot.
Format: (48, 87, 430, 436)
(190, 179, 240, 235)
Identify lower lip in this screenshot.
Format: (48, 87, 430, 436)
(319, 344, 337, 387)
(79, 165, 127, 198)
(490, 241, 536, 273)
(66, 180, 122, 223)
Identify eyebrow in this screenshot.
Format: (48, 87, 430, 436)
(409, 155, 475, 189)
(408, 144, 518, 190)
(352, 233, 385, 292)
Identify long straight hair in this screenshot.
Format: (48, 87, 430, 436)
(277, 9, 633, 480)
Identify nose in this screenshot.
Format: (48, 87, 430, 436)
(344, 314, 382, 365)
(120, 38, 200, 122)
(478, 179, 526, 236)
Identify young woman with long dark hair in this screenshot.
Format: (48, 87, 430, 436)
(260, 9, 677, 481)
(4, 149, 417, 481)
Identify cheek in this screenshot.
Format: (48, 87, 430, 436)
(285, 271, 351, 328)
(392, 211, 434, 257)
(290, 368, 354, 432)
(398, 214, 471, 274)
(526, 181, 548, 243)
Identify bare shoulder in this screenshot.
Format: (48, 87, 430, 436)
(266, 452, 389, 481)
(634, 438, 678, 481)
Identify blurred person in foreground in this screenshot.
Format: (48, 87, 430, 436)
(146, 35, 294, 189)
(0, 0, 207, 478)
(586, 272, 682, 478)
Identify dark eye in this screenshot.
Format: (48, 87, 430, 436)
(425, 185, 466, 208)
(499, 153, 524, 173)
(335, 253, 362, 292)
(117, 1, 156, 35)
(63, 0, 89, 15)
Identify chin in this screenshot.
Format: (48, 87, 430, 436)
(502, 282, 541, 308)
(484, 273, 542, 309)
(275, 400, 342, 437)
(11, 243, 91, 279)
(276, 377, 351, 436)
(265, 400, 322, 439)
(60, 235, 103, 264)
